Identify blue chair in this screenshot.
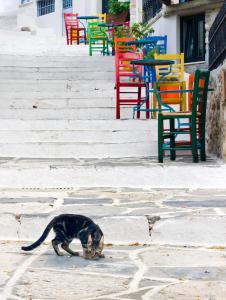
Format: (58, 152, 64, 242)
(143, 36, 167, 83)
(144, 35, 167, 55)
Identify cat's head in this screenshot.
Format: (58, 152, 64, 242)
(87, 224, 104, 258)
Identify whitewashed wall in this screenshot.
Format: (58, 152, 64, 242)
(17, 0, 102, 36)
(73, 0, 102, 16)
(151, 15, 180, 54)
(0, 0, 18, 16)
(17, 2, 36, 31)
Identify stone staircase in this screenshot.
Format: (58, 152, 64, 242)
(0, 53, 157, 158)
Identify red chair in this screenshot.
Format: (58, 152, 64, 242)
(115, 52, 150, 119)
(64, 13, 86, 45)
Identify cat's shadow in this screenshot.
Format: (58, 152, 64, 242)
(27, 251, 108, 270)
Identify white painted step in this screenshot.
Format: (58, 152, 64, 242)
(0, 70, 114, 80)
(0, 98, 115, 109)
(0, 80, 116, 92)
(0, 142, 156, 158)
(0, 119, 153, 131)
(0, 107, 144, 120)
(0, 158, 223, 189)
(0, 130, 155, 143)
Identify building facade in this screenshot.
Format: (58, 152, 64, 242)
(130, 0, 224, 72)
(131, 0, 226, 159)
(17, 0, 104, 35)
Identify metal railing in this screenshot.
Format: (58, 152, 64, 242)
(143, 0, 162, 23)
(209, 1, 226, 70)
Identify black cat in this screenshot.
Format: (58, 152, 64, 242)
(21, 214, 104, 259)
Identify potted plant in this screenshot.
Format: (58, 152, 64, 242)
(107, 0, 130, 22)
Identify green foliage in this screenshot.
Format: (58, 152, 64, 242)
(131, 22, 154, 40)
(114, 25, 131, 38)
(108, 0, 130, 15)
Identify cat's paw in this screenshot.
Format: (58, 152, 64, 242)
(98, 253, 105, 258)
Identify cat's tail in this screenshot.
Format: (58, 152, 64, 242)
(21, 219, 55, 251)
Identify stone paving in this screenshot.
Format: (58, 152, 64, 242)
(0, 187, 226, 299)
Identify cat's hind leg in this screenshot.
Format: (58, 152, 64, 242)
(61, 243, 79, 256)
(52, 238, 64, 256)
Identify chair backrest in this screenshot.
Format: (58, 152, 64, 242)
(112, 21, 130, 27)
(191, 70, 210, 121)
(88, 22, 106, 38)
(115, 37, 136, 55)
(96, 13, 107, 22)
(64, 13, 79, 28)
(144, 35, 167, 55)
(188, 73, 194, 111)
(115, 52, 143, 83)
(154, 53, 184, 81)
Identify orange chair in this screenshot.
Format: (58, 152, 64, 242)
(115, 37, 136, 55)
(64, 13, 86, 45)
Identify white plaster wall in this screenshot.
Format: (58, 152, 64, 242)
(0, 0, 18, 16)
(36, 0, 62, 36)
(73, 0, 101, 16)
(151, 15, 180, 54)
(17, 0, 102, 36)
(17, 2, 36, 31)
(130, 0, 142, 24)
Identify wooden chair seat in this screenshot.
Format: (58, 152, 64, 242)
(161, 111, 201, 117)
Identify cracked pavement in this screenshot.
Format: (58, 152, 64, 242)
(0, 187, 226, 299)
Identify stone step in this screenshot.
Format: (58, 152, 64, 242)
(0, 108, 145, 120)
(0, 119, 152, 131)
(0, 212, 150, 244)
(0, 141, 156, 158)
(0, 90, 116, 98)
(0, 98, 115, 109)
(0, 64, 114, 71)
(0, 70, 115, 80)
(0, 157, 223, 189)
(0, 80, 116, 92)
(0, 54, 114, 64)
(0, 130, 155, 143)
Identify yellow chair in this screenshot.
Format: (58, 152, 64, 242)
(153, 53, 186, 118)
(96, 13, 107, 23)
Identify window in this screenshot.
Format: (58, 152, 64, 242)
(63, 0, 72, 9)
(21, 0, 32, 4)
(102, 0, 108, 13)
(143, 0, 162, 23)
(37, 0, 55, 17)
(180, 13, 205, 63)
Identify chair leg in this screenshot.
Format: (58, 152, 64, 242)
(200, 122, 206, 161)
(181, 81, 187, 111)
(153, 89, 157, 119)
(89, 40, 92, 56)
(145, 89, 150, 119)
(137, 87, 141, 119)
(76, 31, 79, 45)
(170, 118, 176, 161)
(191, 123, 199, 163)
(66, 29, 69, 45)
(116, 86, 120, 119)
(158, 116, 164, 163)
(84, 30, 87, 45)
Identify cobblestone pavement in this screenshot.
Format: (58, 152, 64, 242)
(0, 187, 226, 300)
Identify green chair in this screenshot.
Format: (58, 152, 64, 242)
(88, 22, 109, 56)
(158, 70, 210, 163)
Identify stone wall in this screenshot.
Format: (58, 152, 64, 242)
(206, 61, 226, 160)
